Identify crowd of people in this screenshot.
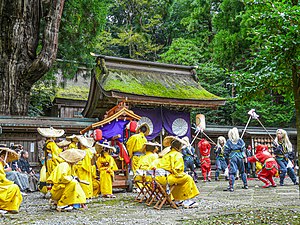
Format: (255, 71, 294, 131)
(0, 124, 298, 214)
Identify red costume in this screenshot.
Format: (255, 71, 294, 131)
(247, 145, 278, 188)
(198, 139, 211, 182)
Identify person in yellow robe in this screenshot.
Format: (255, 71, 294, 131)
(134, 142, 160, 196)
(135, 142, 160, 182)
(47, 148, 87, 212)
(37, 127, 64, 178)
(0, 147, 23, 214)
(66, 135, 78, 149)
(156, 136, 199, 209)
(95, 142, 118, 198)
(91, 162, 101, 198)
(74, 135, 94, 199)
(126, 123, 150, 173)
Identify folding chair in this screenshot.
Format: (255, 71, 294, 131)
(134, 170, 152, 203)
(153, 182, 177, 210)
(146, 169, 178, 210)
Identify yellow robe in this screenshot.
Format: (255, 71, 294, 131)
(39, 165, 48, 195)
(126, 132, 147, 173)
(135, 152, 158, 183)
(68, 142, 77, 149)
(47, 162, 86, 206)
(91, 165, 101, 197)
(156, 148, 199, 201)
(96, 153, 118, 196)
(45, 140, 63, 178)
(0, 163, 23, 211)
(74, 147, 94, 199)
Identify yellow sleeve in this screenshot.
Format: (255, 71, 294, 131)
(47, 162, 73, 184)
(0, 163, 14, 185)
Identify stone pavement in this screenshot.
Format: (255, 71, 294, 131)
(0, 177, 299, 225)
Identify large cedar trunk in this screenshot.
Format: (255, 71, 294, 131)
(292, 64, 300, 187)
(0, 0, 65, 115)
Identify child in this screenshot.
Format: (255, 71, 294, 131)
(95, 142, 118, 198)
(198, 138, 211, 182)
(181, 136, 198, 182)
(247, 145, 278, 188)
(214, 136, 228, 181)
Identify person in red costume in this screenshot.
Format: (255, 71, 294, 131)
(247, 145, 278, 188)
(197, 138, 212, 182)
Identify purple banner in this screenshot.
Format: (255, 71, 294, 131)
(133, 107, 191, 140)
(162, 108, 191, 139)
(98, 120, 129, 141)
(132, 108, 162, 141)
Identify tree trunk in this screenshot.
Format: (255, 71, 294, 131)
(0, 0, 65, 115)
(292, 64, 300, 187)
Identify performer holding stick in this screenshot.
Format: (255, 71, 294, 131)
(224, 127, 248, 192)
(273, 129, 298, 186)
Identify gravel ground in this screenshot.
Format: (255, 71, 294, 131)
(1, 177, 299, 225)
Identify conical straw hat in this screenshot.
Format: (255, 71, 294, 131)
(0, 147, 19, 163)
(57, 140, 71, 147)
(136, 122, 150, 136)
(162, 136, 186, 147)
(95, 142, 116, 153)
(141, 142, 161, 152)
(59, 148, 86, 164)
(37, 127, 65, 138)
(76, 135, 94, 148)
(66, 134, 77, 141)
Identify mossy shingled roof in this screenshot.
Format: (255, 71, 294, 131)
(96, 68, 222, 100)
(55, 86, 90, 101)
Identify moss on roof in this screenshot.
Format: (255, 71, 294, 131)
(55, 86, 89, 100)
(97, 68, 223, 100)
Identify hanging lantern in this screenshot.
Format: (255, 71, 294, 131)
(129, 121, 138, 133)
(93, 129, 102, 141)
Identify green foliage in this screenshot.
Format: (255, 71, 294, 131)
(235, 0, 299, 127)
(56, 0, 111, 77)
(29, 75, 56, 116)
(94, 0, 173, 60)
(159, 38, 207, 65)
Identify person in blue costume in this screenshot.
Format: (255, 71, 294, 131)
(224, 127, 248, 192)
(181, 136, 198, 183)
(214, 136, 228, 181)
(273, 129, 298, 186)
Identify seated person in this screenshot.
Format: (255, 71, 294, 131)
(135, 142, 160, 182)
(5, 154, 30, 193)
(47, 148, 87, 212)
(155, 136, 199, 208)
(17, 150, 39, 192)
(0, 147, 23, 214)
(95, 142, 118, 198)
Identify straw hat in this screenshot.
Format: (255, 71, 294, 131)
(66, 134, 77, 141)
(57, 140, 71, 147)
(142, 142, 161, 152)
(158, 146, 171, 157)
(182, 136, 190, 147)
(76, 135, 94, 148)
(37, 127, 65, 138)
(0, 147, 20, 163)
(59, 148, 86, 164)
(95, 142, 116, 153)
(162, 136, 186, 147)
(136, 122, 150, 136)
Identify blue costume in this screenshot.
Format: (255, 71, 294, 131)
(181, 146, 198, 182)
(224, 139, 248, 191)
(214, 145, 228, 181)
(273, 142, 297, 185)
